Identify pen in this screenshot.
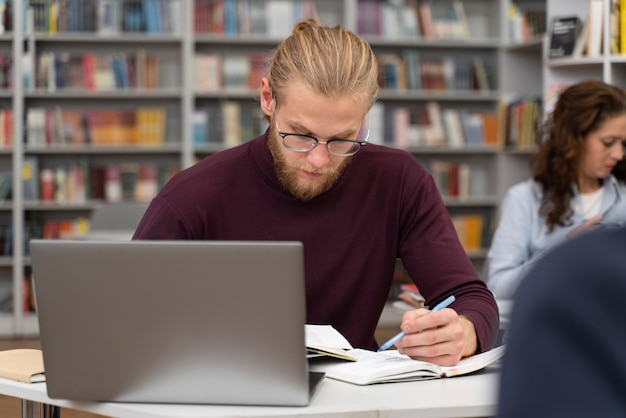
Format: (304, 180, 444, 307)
(377, 295, 456, 352)
(598, 221, 621, 229)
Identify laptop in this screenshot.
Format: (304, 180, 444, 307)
(29, 239, 324, 406)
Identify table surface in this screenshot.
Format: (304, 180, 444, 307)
(0, 365, 500, 418)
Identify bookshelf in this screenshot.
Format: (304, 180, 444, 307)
(544, 0, 626, 100)
(0, 0, 548, 338)
(498, 0, 546, 209)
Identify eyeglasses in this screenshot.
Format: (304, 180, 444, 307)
(275, 119, 369, 157)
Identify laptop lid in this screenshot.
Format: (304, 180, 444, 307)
(30, 239, 317, 406)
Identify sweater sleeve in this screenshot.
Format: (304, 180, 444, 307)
(399, 170, 499, 352)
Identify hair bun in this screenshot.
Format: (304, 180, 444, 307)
(292, 18, 321, 35)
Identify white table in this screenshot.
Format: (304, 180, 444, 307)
(0, 366, 499, 418)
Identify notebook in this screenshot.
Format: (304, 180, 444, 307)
(29, 239, 323, 406)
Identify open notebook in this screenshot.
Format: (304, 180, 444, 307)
(30, 239, 323, 406)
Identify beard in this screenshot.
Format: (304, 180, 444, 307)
(267, 135, 351, 201)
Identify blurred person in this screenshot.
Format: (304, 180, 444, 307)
(488, 80, 626, 299)
(497, 226, 626, 417)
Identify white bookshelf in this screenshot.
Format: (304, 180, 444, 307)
(544, 0, 626, 99)
(0, 0, 550, 337)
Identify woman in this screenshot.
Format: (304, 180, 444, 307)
(488, 80, 626, 299)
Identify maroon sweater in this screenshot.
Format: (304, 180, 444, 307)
(134, 133, 499, 351)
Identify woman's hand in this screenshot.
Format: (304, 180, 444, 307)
(567, 214, 603, 239)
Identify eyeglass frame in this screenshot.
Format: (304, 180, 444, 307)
(274, 116, 369, 157)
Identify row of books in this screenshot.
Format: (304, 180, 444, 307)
(21, 101, 522, 152)
(194, 0, 320, 38)
(508, 2, 546, 44)
(357, 0, 470, 40)
(0, 276, 35, 313)
(503, 97, 542, 148)
(372, 102, 500, 149)
(193, 50, 492, 94)
(428, 160, 471, 200)
(33, 50, 164, 91)
(39, 163, 166, 204)
(195, 52, 268, 93)
(193, 101, 268, 148)
(26, 107, 168, 148)
(27, 0, 182, 34)
(450, 213, 492, 252)
(22, 155, 179, 202)
(1, 218, 90, 257)
(548, 0, 626, 59)
(193, 99, 503, 150)
(379, 52, 491, 92)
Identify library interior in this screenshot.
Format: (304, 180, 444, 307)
(0, 0, 625, 417)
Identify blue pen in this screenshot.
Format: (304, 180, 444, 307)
(598, 221, 621, 229)
(377, 295, 456, 352)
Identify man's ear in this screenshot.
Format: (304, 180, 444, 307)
(259, 78, 274, 117)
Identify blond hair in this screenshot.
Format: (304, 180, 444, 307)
(265, 19, 379, 113)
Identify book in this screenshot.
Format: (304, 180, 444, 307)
(323, 345, 505, 385)
(0, 349, 45, 383)
(22, 155, 40, 201)
(586, 0, 604, 57)
(0, 0, 6, 35)
(549, 16, 581, 58)
(305, 324, 357, 362)
(621, 0, 626, 54)
(611, 0, 620, 54)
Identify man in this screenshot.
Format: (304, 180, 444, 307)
(497, 227, 626, 417)
(134, 19, 498, 366)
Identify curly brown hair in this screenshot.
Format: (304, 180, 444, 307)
(533, 80, 626, 232)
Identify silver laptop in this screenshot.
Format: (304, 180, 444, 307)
(30, 239, 323, 406)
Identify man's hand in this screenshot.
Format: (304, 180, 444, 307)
(393, 308, 477, 366)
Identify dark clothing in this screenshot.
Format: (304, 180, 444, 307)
(497, 227, 626, 417)
(134, 132, 499, 351)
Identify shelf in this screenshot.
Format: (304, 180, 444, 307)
(404, 146, 501, 155)
(442, 196, 500, 207)
(25, 90, 183, 99)
(378, 90, 500, 102)
(194, 34, 288, 46)
(25, 144, 182, 155)
(194, 91, 259, 100)
(30, 33, 184, 43)
(22, 201, 99, 211)
(365, 37, 501, 49)
(547, 57, 604, 67)
(505, 146, 538, 155)
(504, 37, 544, 52)
(467, 249, 489, 259)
